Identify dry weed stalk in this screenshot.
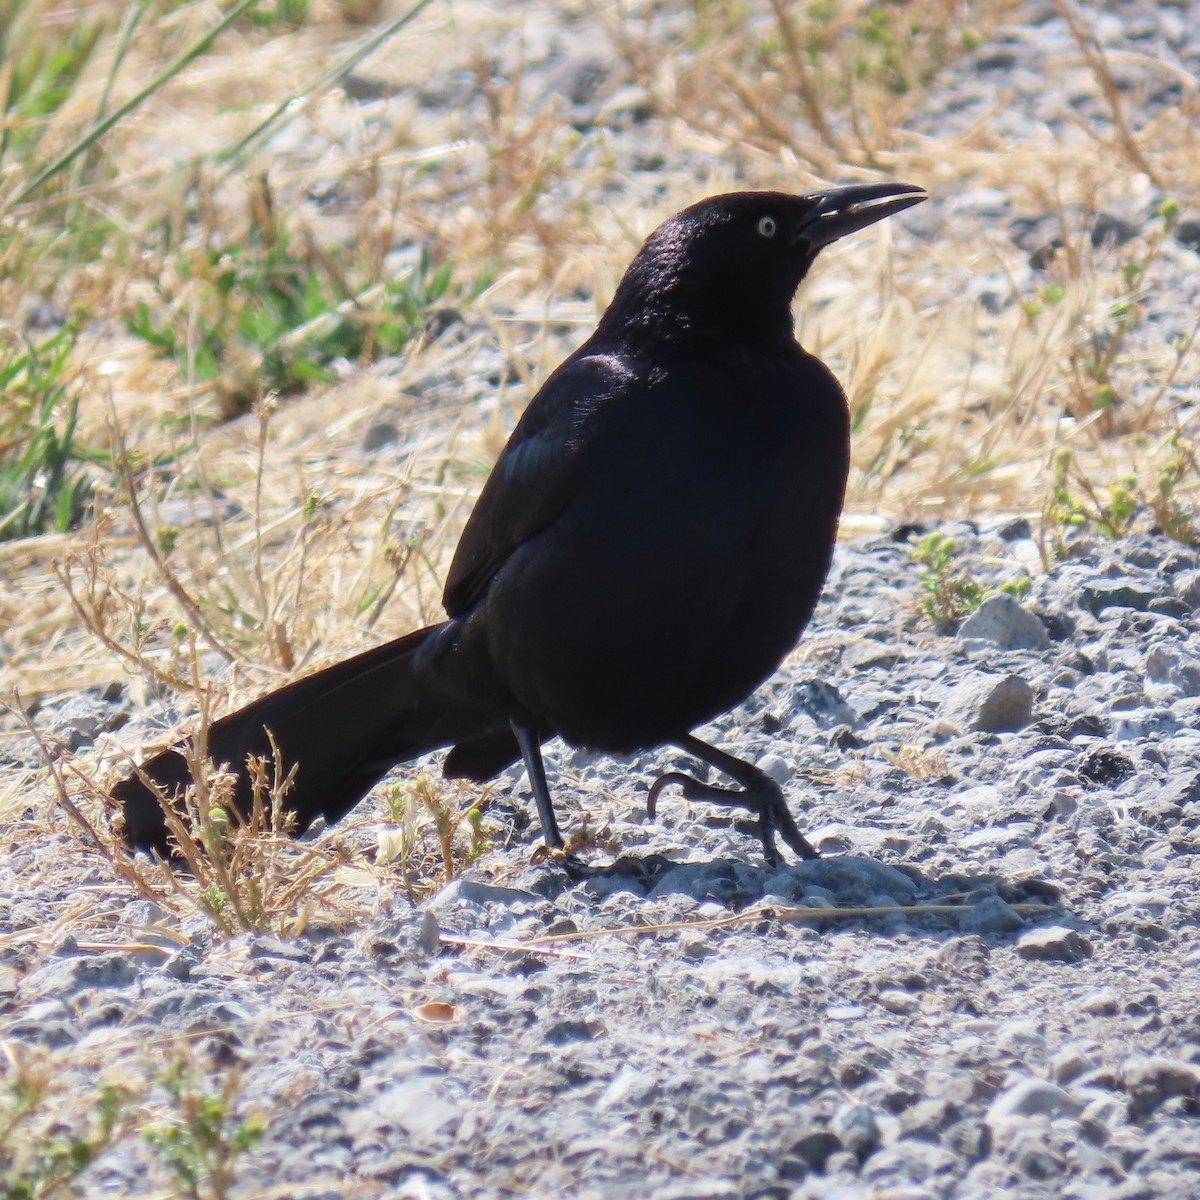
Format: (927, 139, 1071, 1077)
(55, 515, 192, 697)
(9, 694, 181, 913)
(1055, 0, 1162, 187)
(882, 743, 952, 783)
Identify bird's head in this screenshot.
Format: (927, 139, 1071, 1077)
(600, 184, 927, 347)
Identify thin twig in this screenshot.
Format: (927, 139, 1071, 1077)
(55, 560, 191, 693)
(438, 934, 592, 961)
(519, 900, 1061, 946)
(107, 408, 239, 665)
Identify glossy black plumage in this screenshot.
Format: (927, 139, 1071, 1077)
(117, 183, 925, 864)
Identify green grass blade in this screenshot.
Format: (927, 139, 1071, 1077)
(7, 0, 264, 209)
(214, 0, 438, 177)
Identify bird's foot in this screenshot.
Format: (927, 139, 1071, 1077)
(647, 770, 818, 867)
(530, 842, 593, 878)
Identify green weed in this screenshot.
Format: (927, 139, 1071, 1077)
(0, 325, 96, 541)
(0, 1, 111, 165)
(128, 184, 473, 415)
(143, 1060, 264, 1200)
(1151, 433, 1200, 546)
(247, 0, 310, 28)
(381, 773, 492, 895)
(911, 531, 1031, 626)
(1, 1052, 128, 1200)
(1065, 199, 1180, 426)
(1042, 440, 1199, 560)
(1042, 447, 1138, 559)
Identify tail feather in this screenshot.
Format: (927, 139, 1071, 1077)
(115, 623, 502, 854)
(443, 728, 525, 782)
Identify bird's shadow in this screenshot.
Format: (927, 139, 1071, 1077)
(527, 847, 1072, 940)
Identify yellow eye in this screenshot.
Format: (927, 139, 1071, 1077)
(757, 216, 778, 238)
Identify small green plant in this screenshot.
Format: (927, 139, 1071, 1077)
(381, 773, 492, 894)
(1021, 281, 1066, 321)
(912, 532, 983, 624)
(143, 1060, 264, 1200)
(1041, 437, 1199, 559)
(911, 531, 1031, 626)
(247, 0, 310, 28)
(1041, 447, 1139, 560)
(0, 1, 111, 164)
(0, 325, 96, 541)
(1066, 199, 1181, 424)
(1151, 433, 1199, 546)
(853, 5, 946, 96)
(1, 1051, 128, 1199)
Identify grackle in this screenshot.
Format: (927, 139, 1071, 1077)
(117, 183, 926, 865)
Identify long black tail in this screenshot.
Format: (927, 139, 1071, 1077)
(115, 623, 503, 855)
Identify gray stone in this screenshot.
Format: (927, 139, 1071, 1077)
(941, 672, 1034, 733)
(418, 910, 441, 954)
(22, 952, 137, 997)
(987, 1078, 1076, 1123)
(958, 594, 1049, 650)
(901, 1096, 962, 1141)
(248, 934, 309, 962)
(349, 1078, 462, 1143)
(787, 856, 919, 904)
(959, 895, 1026, 935)
(1079, 580, 1160, 614)
(1112, 707, 1184, 740)
(1016, 926, 1094, 963)
(678, 931, 711, 960)
(458, 877, 543, 906)
(1079, 1094, 1125, 1130)
(1051, 1045, 1098, 1085)
(1173, 569, 1200, 608)
(361, 420, 400, 452)
(787, 678, 858, 728)
(859, 1139, 957, 1182)
(421, 879, 463, 912)
(1144, 644, 1200, 696)
(1123, 1057, 1200, 1119)
(754, 752, 792, 785)
(164, 948, 198, 980)
(936, 935, 992, 973)
(877, 988, 920, 1015)
(831, 1102, 882, 1158)
(787, 1129, 842, 1172)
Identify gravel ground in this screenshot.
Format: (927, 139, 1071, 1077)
(4, 0, 1200, 1197)
(8, 523, 1200, 1199)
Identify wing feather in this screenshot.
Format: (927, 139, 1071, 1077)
(442, 352, 635, 617)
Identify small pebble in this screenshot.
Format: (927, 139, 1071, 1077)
(1016, 926, 1094, 963)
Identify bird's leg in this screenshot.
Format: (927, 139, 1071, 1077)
(646, 733, 818, 866)
(512, 723, 564, 849)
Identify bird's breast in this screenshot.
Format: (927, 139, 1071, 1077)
(483, 348, 849, 747)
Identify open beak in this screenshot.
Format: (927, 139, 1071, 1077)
(794, 182, 927, 251)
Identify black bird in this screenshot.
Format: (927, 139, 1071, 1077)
(117, 183, 926, 865)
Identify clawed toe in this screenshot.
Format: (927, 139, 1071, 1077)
(646, 749, 818, 867)
(647, 771, 709, 817)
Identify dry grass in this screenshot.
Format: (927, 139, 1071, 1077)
(0, 0, 1197, 929)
